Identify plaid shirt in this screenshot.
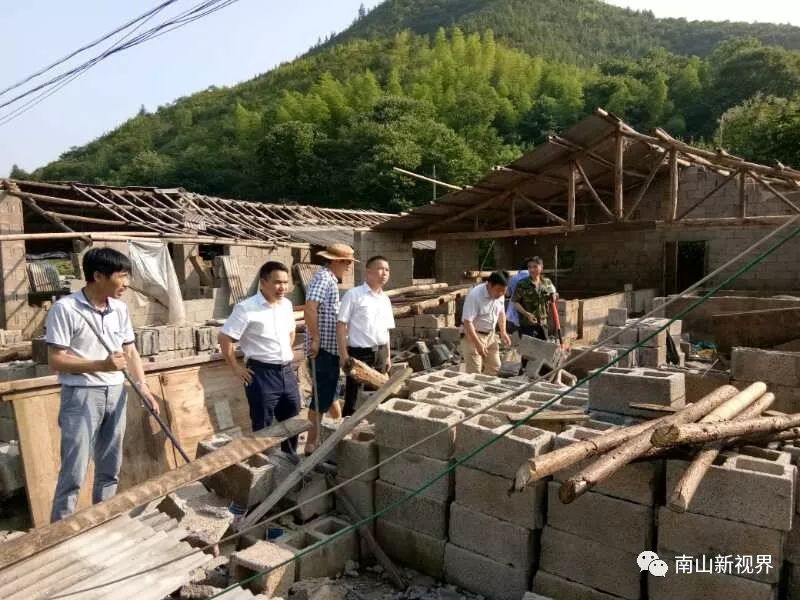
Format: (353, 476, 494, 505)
(306, 266, 340, 355)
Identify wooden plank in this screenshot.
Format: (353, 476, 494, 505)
(739, 171, 748, 219)
(0, 418, 309, 570)
(668, 149, 679, 222)
(515, 192, 567, 226)
(614, 130, 624, 219)
(567, 161, 577, 227)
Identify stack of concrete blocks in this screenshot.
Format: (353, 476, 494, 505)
(598, 306, 639, 368)
(732, 347, 800, 413)
(780, 442, 800, 599)
(274, 515, 359, 579)
(445, 414, 553, 600)
(372, 397, 464, 578)
(533, 418, 661, 599)
(588, 367, 686, 419)
(134, 327, 160, 358)
(655, 446, 795, 600)
(490, 382, 589, 433)
(599, 312, 684, 369)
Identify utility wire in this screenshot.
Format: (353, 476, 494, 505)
(49, 215, 800, 598)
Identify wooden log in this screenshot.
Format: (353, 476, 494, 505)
(0, 417, 309, 569)
(668, 388, 773, 512)
(558, 384, 753, 503)
(326, 475, 407, 591)
(386, 283, 448, 298)
(512, 386, 738, 492)
(392, 289, 470, 318)
(567, 161, 576, 227)
(345, 357, 389, 388)
(240, 368, 412, 529)
(651, 410, 800, 447)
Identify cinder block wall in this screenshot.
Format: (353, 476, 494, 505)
(353, 230, 413, 290)
(435, 240, 477, 284)
(0, 192, 34, 333)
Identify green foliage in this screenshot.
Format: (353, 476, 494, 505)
(29, 5, 800, 211)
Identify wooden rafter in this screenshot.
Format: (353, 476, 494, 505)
(515, 191, 567, 226)
(749, 171, 800, 214)
(614, 128, 625, 219)
(624, 154, 667, 220)
(574, 159, 613, 219)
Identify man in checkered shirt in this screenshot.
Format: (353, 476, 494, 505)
(303, 243, 357, 453)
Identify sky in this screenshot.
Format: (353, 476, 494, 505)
(1, 0, 799, 177)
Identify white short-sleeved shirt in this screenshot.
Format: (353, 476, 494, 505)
(461, 283, 504, 333)
(45, 289, 136, 386)
(338, 283, 395, 348)
(221, 292, 295, 364)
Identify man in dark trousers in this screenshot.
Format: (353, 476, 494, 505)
(46, 247, 158, 522)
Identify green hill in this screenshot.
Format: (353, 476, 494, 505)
(23, 0, 800, 212)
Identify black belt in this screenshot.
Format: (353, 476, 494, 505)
(476, 330, 493, 335)
(246, 359, 292, 370)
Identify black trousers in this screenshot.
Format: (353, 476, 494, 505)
(343, 346, 385, 417)
(244, 360, 301, 455)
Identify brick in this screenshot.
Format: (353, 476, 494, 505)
(588, 367, 685, 416)
(448, 502, 537, 570)
(336, 425, 378, 482)
(532, 571, 623, 600)
(230, 541, 295, 596)
(553, 425, 661, 505)
(374, 480, 448, 538)
(607, 307, 628, 327)
(657, 507, 784, 583)
(666, 448, 795, 531)
(444, 543, 530, 600)
(539, 526, 640, 600)
(455, 414, 553, 479)
(638, 345, 666, 368)
(649, 554, 776, 600)
(373, 398, 463, 460)
(375, 519, 445, 578)
(276, 516, 358, 579)
(731, 347, 800, 387)
(378, 446, 452, 502)
(546, 483, 653, 552)
(455, 466, 545, 529)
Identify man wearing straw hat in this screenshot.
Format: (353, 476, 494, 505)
(304, 243, 357, 454)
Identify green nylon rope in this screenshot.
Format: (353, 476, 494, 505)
(210, 225, 800, 599)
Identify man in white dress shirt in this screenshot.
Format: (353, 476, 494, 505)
(220, 261, 301, 455)
(460, 271, 512, 375)
(336, 255, 395, 416)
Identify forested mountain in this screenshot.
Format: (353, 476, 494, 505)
(20, 0, 800, 213)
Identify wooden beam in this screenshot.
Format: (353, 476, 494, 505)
(574, 160, 614, 219)
(739, 171, 748, 219)
(431, 225, 579, 241)
(568, 161, 577, 228)
(614, 130, 625, 219)
(550, 134, 648, 179)
(44, 211, 126, 226)
(0, 417, 309, 569)
(624, 155, 666, 220)
(675, 169, 739, 221)
(668, 149, 679, 222)
(749, 171, 800, 213)
(510, 195, 517, 229)
(515, 192, 567, 226)
(428, 191, 510, 231)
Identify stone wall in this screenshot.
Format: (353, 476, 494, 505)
(353, 230, 413, 290)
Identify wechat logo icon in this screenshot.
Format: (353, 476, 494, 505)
(637, 551, 669, 577)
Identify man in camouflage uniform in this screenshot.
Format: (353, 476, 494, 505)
(511, 256, 557, 341)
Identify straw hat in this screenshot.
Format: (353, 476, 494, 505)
(316, 243, 359, 262)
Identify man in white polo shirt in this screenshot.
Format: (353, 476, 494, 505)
(220, 261, 301, 456)
(337, 255, 395, 416)
(460, 271, 512, 375)
(46, 247, 157, 522)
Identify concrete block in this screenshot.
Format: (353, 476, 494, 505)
(444, 543, 530, 600)
(194, 326, 213, 351)
(134, 328, 159, 356)
(638, 345, 666, 368)
(637, 325, 667, 348)
(455, 414, 553, 479)
(533, 571, 622, 600)
(607, 307, 628, 327)
(283, 472, 334, 523)
(277, 516, 358, 579)
(176, 326, 194, 350)
(424, 300, 456, 316)
(732, 347, 800, 387)
(196, 436, 275, 508)
(334, 476, 374, 524)
(546, 483, 653, 552)
(414, 314, 447, 329)
(519, 335, 560, 366)
(588, 367, 685, 416)
(336, 425, 378, 482)
(155, 325, 176, 352)
(230, 541, 295, 595)
(439, 327, 461, 344)
(378, 446, 452, 502)
(448, 502, 537, 570)
(406, 370, 463, 393)
(539, 526, 640, 600)
(657, 507, 784, 584)
(373, 398, 463, 460)
(455, 466, 545, 529)
(553, 425, 660, 505)
(31, 336, 48, 364)
(565, 346, 618, 378)
(0, 442, 24, 496)
(375, 519, 445, 578)
(649, 555, 776, 600)
(598, 325, 637, 346)
(666, 448, 795, 531)
(374, 480, 448, 538)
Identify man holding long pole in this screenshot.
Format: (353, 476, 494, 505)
(46, 247, 159, 522)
